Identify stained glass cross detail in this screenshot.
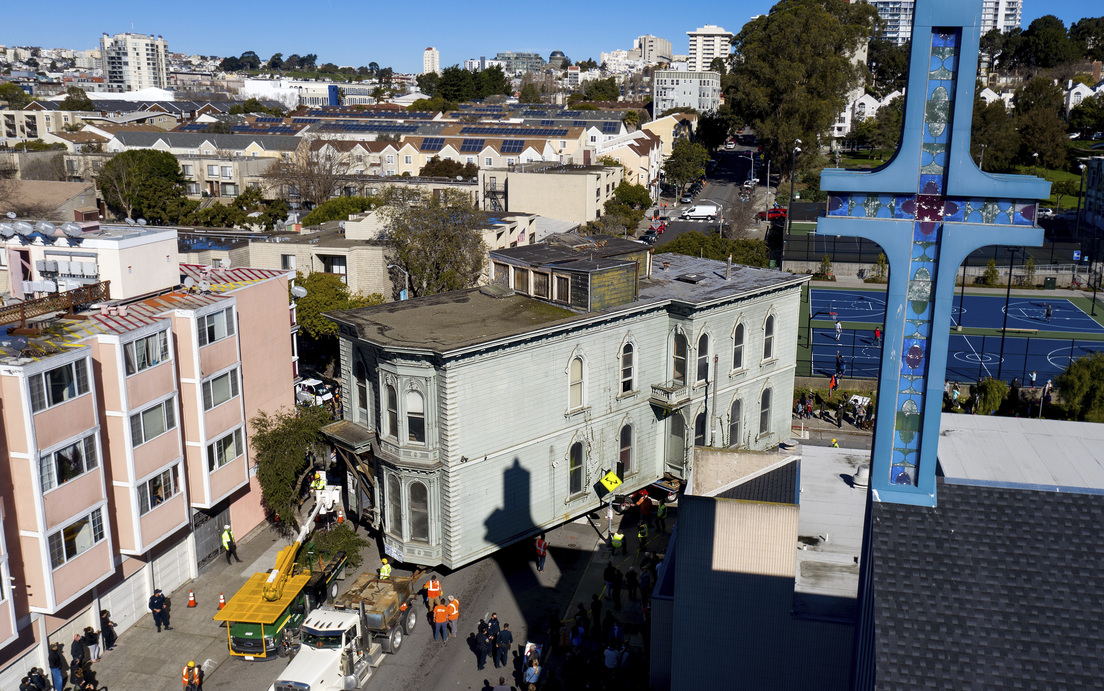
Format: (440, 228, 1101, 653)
(818, 2, 1050, 506)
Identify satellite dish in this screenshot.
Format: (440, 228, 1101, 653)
(0, 335, 28, 352)
(199, 280, 211, 292)
(125, 218, 136, 226)
(0, 223, 13, 238)
(137, 218, 147, 226)
(36, 221, 57, 236)
(61, 222, 83, 238)
(13, 221, 33, 236)
(4, 212, 15, 220)
(291, 285, 308, 299)
(222, 258, 231, 268)
(184, 276, 197, 288)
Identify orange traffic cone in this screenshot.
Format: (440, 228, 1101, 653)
(337, 510, 344, 524)
(186, 590, 197, 608)
(218, 592, 226, 609)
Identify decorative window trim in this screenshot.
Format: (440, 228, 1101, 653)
(694, 331, 712, 386)
(730, 320, 747, 374)
(761, 311, 778, 364)
(566, 349, 589, 415)
(47, 507, 106, 570)
(618, 336, 637, 397)
(566, 437, 588, 500)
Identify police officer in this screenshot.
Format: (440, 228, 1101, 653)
(149, 588, 172, 632)
(182, 660, 200, 691)
(378, 558, 391, 579)
(221, 524, 242, 564)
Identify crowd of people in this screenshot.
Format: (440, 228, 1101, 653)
(23, 611, 117, 691)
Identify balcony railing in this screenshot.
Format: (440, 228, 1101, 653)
(650, 381, 690, 410)
(0, 281, 111, 328)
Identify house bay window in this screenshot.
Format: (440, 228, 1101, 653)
(198, 307, 235, 346)
(29, 358, 90, 412)
(48, 508, 105, 569)
(202, 368, 240, 410)
(208, 428, 244, 471)
(40, 434, 99, 491)
(130, 399, 177, 446)
(138, 464, 181, 514)
(124, 330, 170, 375)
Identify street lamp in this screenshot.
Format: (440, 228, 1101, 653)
(1032, 152, 1039, 177)
(787, 140, 801, 234)
(388, 264, 410, 300)
(997, 247, 1023, 381)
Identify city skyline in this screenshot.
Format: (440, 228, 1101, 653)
(0, 0, 1090, 74)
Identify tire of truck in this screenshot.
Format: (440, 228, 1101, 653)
(404, 606, 417, 635)
(381, 625, 403, 654)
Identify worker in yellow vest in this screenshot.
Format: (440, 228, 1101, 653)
(611, 530, 625, 555)
(378, 558, 391, 579)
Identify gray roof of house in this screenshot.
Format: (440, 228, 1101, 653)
(715, 459, 798, 504)
(112, 130, 300, 151)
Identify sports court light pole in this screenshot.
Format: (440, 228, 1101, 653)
(786, 140, 801, 234)
(1076, 163, 1087, 290)
(997, 247, 1022, 381)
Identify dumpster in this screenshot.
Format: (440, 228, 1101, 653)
(1044, 276, 1056, 289)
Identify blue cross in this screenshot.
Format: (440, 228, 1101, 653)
(819, 0, 1050, 506)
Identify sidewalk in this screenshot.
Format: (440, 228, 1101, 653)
(92, 524, 307, 691)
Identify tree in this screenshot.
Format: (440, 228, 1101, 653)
(418, 155, 478, 179)
(1069, 94, 1104, 137)
(1015, 107, 1068, 170)
(663, 139, 710, 192)
(264, 138, 355, 208)
(657, 231, 770, 267)
(268, 53, 284, 70)
(874, 252, 887, 281)
(1055, 352, 1104, 422)
(228, 98, 284, 116)
(219, 56, 243, 72)
(1022, 255, 1037, 286)
(728, 0, 879, 176)
(204, 121, 234, 134)
(0, 82, 30, 109)
(623, 111, 641, 129)
(436, 65, 476, 103)
(416, 71, 440, 97)
(1071, 17, 1104, 62)
(867, 38, 908, 97)
(298, 524, 370, 570)
(576, 58, 598, 70)
(382, 187, 488, 298)
(98, 149, 185, 222)
(1014, 77, 1063, 116)
(975, 377, 1008, 415)
(301, 196, 379, 226)
(473, 66, 510, 99)
(295, 271, 384, 340)
(251, 405, 334, 533)
(239, 51, 262, 70)
(981, 27, 1024, 71)
(971, 97, 1019, 172)
(1020, 15, 1079, 68)
(697, 106, 738, 150)
(708, 57, 728, 75)
(613, 180, 652, 210)
(59, 86, 93, 111)
(368, 62, 379, 74)
(584, 77, 620, 102)
(1053, 179, 1078, 210)
(982, 258, 1000, 286)
(819, 254, 833, 276)
(407, 96, 457, 113)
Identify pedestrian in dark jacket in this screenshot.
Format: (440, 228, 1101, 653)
(70, 634, 86, 668)
(494, 624, 513, 669)
(610, 567, 622, 609)
(148, 588, 171, 632)
(625, 568, 639, 601)
(27, 668, 49, 691)
(83, 626, 100, 662)
(100, 610, 117, 651)
(590, 593, 603, 633)
(48, 643, 66, 691)
(475, 629, 492, 670)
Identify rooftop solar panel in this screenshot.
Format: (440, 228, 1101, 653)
(500, 140, 525, 154)
(459, 139, 485, 152)
(420, 137, 445, 152)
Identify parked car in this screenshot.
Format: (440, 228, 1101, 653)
(756, 207, 788, 221)
(295, 378, 334, 406)
(640, 230, 659, 244)
(680, 194, 693, 203)
(725, 140, 735, 150)
(1037, 208, 1054, 219)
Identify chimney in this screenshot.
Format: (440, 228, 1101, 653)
(726, 254, 732, 280)
(662, 261, 670, 272)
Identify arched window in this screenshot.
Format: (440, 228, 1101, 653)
(385, 384, 398, 438)
(409, 481, 429, 542)
(733, 323, 745, 370)
(763, 315, 775, 360)
(406, 390, 425, 444)
(569, 357, 585, 409)
(569, 442, 584, 494)
(620, 343, 634, 394)
(387, 474, 401, 536)
(696, 334, 710, 383)
(729, 400, 742, 447)
(760, 388, 772, 436)
(618, 425, 632, 477)
(672, 333, 688, 385)
(668, 415, 685, 463)
(354, 361, 368, 420)
(694, 412, 707, 446)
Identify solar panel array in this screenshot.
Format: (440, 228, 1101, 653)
(420, 137, 445, 152)
(459, 139, 485, 152)
(254, 117, 283, 123)
(602, 121, 619, 133)
(293, 118, 321, 124)
(573, 120, 586, 127)
(540, 120, 554, 126)
(458, 126, 568, 137)
(319, 122, 419, 133)
(500, 140, 525, 153)
(307, 109, 436, 120)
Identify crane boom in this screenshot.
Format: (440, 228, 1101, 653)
(262, 489, 331, 602)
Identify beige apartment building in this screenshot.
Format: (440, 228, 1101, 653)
(0, 223, 295, 684)
(477, 163, 624, 225)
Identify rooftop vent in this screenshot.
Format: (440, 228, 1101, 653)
(675, 273, 707, 284)
(479, 284, 515, 299)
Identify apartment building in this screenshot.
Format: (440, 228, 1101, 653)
(871, 0, 1020, 44)
(423, 47, 441, 75)
(99, 33, 170, 92)
(686, 25, 734, 73)
(636, 35, 674, 65)
(652, 70, 721, 115)
(0, 224, 294, 682)
(478, 163, 624, 225)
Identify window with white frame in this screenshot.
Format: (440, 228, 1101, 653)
(618, 425, 632, 477)
(406, 390, 425, 444)
(569, 441, 584, 494)
(206, 164, 218, 177)
(221, 166, 232, 179)
(48, 508, 105, 569)
(672, 334, 688, 385)
(138, 464, 181, 515)
(281, 254, 296, 270)
(354, 362, 368, 420)
(202, 368, 240, 410)
(386, 155, 395, 164)
(569, 357, 585, 409)
(207, 427, 244, 471)
(409, 481, 429, 542)
(40, 434, 98, 491)
(485, 157, 493, 166)
(620, 343, 634, 394)
(729, 400, 742, 447)
(181, 164, 194, 176)
(759, 388, 772, 435)
(696, 334, 710, 383)
(131, 398, 177, 446)
(29, 358, 90, 412)
(732, 323, 745, 370)
(198, 307, 235, 346)
(387, 474, 401, 535)
(404, 155, 412, 165)
(124, 330, 170, 376)
(763, 315, 775, 360)
(385, 384, 398, 438)
(694, 412, 707, 445)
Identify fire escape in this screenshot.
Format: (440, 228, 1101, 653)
(483, 176, 507, 213)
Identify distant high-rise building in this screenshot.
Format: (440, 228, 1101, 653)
(423, 47, 440, 75)
(495, 52, 546, 75)
(99, 32, 169, 92)
(634, 35, 673, 65)
(686, 25, 733, 73)
(868, 0, 1021, 45)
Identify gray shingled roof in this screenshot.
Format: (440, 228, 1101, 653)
(715, 459, 798, 504)
(112, 130, 300, 151)
(871, 479, 1104, 689)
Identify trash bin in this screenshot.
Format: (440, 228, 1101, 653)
(1044, 276, 1056, 289)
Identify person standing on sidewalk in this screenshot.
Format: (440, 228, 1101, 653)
(432, 601, 449, 642)
(182, 660, 200, 691)
(625, 568, 639, 601)
(100, 610, 118, 651)
(149, 588, 171, 632)
(494, 624, 513, 669)
(655, 500, 668, 533)
(534, 533, 548, 573)
(83, 626, 100, 662)
(48, 643, 66, 691)
(221, 525, 242, 564)
(603, 562, 617, 601)
(476, 627, 493, 670)
(610, 567, 623, 609)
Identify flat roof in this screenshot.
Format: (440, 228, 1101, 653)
(937, 414, 1104, 493)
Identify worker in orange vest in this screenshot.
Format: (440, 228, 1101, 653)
(432, 600, 449, 642)
(446, 595, 460, 638)
(182, 660, 199, 691)
(426, 574, 443, 610)
(534, 533, 548, 573)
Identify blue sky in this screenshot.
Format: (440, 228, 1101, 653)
(0, 1, 1093, 74)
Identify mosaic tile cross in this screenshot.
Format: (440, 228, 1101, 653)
(819, 0, 1049, 506)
